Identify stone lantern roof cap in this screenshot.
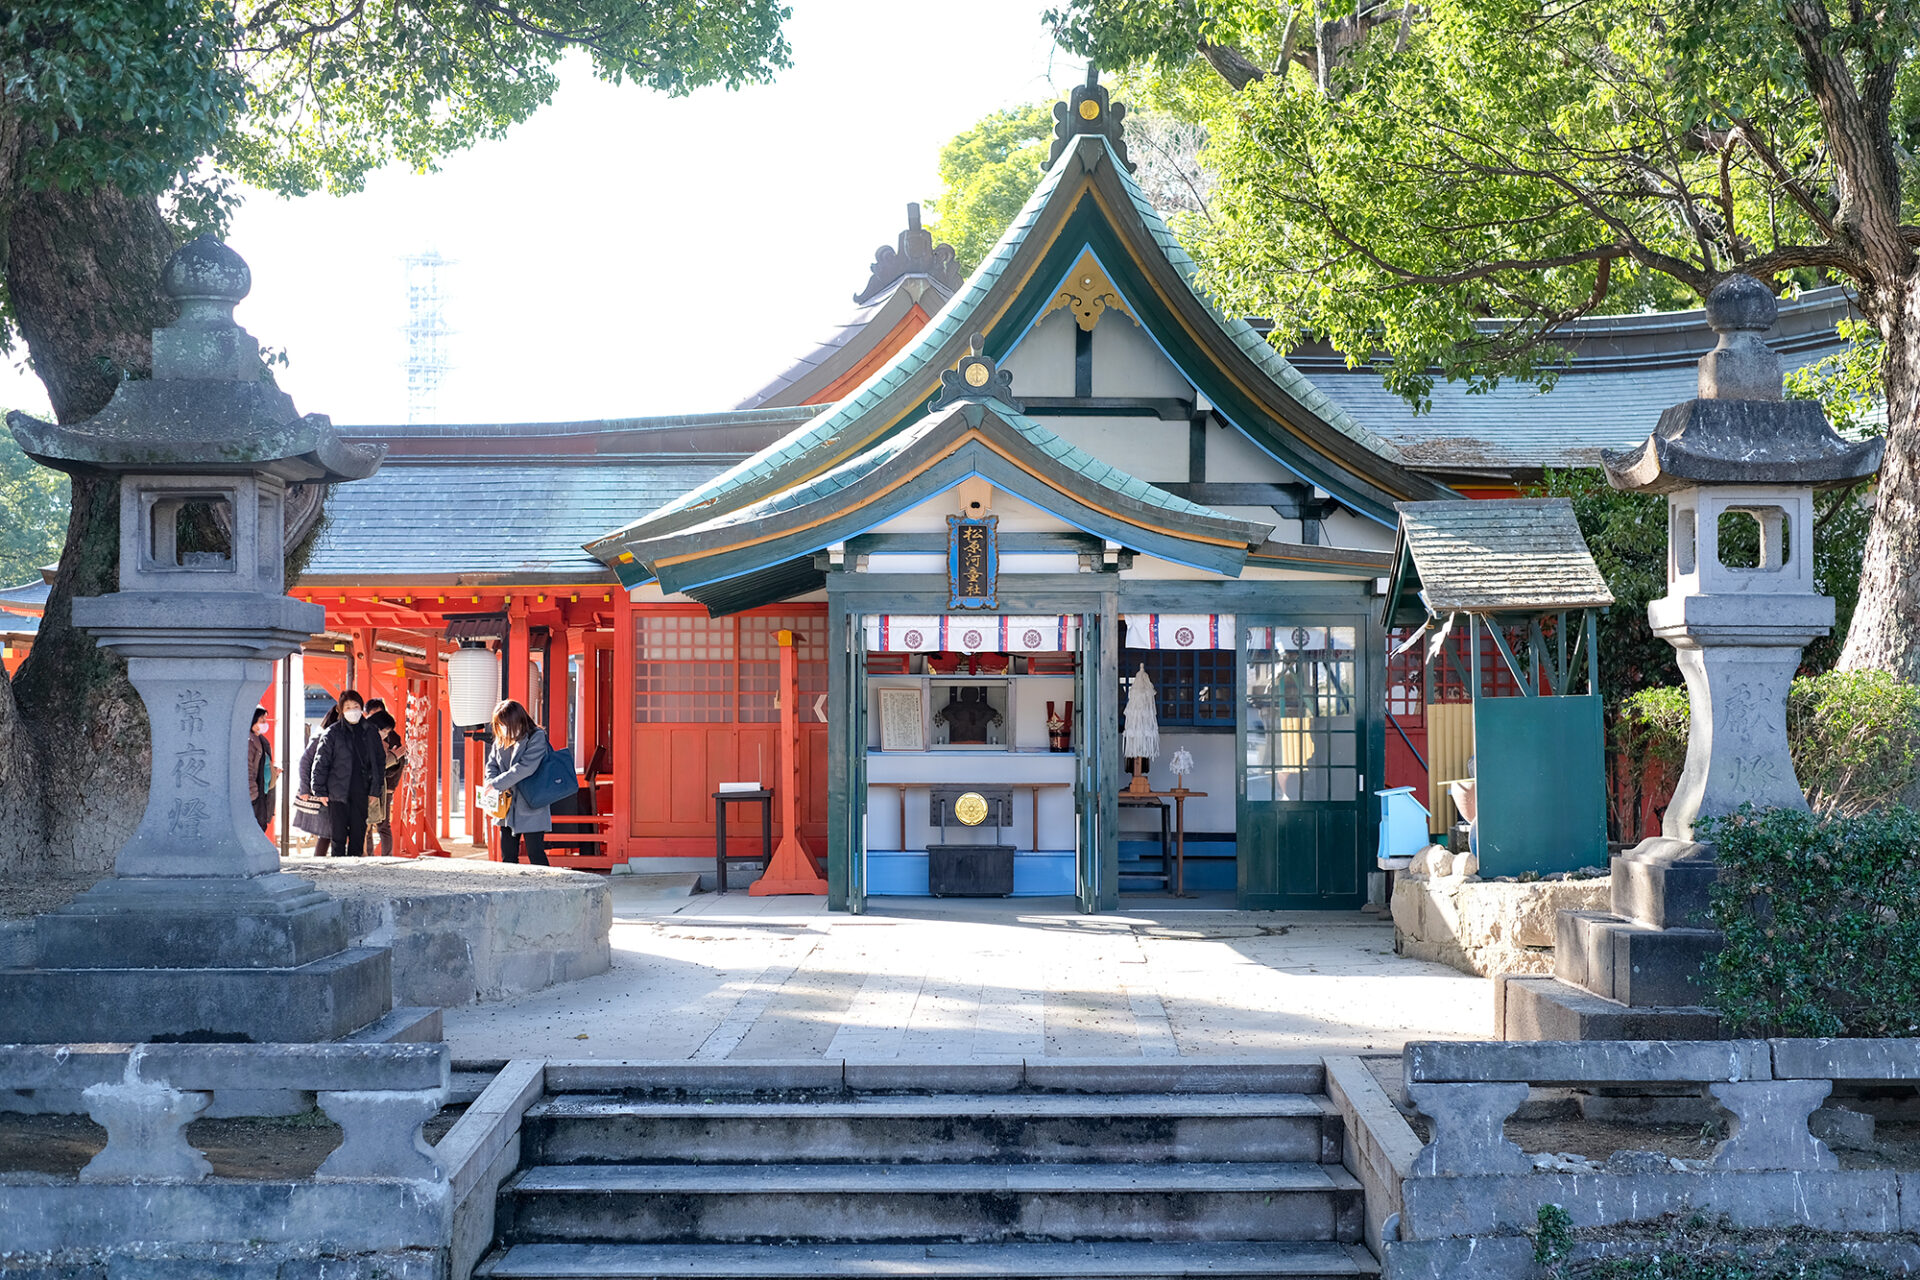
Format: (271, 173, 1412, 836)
(1602, 273, 1881, 493)
(6, 236, 383, 484)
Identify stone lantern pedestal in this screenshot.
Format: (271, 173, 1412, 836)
(0, 238, 397, 1043)
(1500, 276, 1882, 1040)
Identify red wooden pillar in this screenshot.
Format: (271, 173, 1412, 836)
(433, 646, 450, 843)
(352, 627, 376, 696)
(549, 625, 572, 751)
(465, 732, 482, 845)
(751, 628, 827, 895)
(610, 595, 635, 863)
(507, 599, 530, 712)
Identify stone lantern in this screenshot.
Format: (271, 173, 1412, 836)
(0, 237, 394, 1043)
(1503, 275, 1882, 1039)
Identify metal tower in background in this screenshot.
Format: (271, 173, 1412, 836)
(402, 251, 455, 424)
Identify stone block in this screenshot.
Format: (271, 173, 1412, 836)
(843, 1061, 1026, 1093)
(1407, 1038, 1770, 1086)
(1553, 909, 1612, 988)
(0, 1181, 452, 1254)
(1611, 840, 1719, 928)
(540, 1059, 845, 1094)
(1396, 1169, 1900, 1241)
(1405, 1082, 1530, 1175)
(1609, 924, 1721, 1007)
(1710, 1080, 1838, 1170)
(1771, 1037, 1920, 1081)
(1396, 875, 1610, 978)
(80, 1079, 213, 1183)
(0, 947, 392, 1044)
(1810, 1105, 1876, 1150)
(316, 1089, 447, 1181)
(1497, 975, 1722, 1042)
(36, 875, 348, 970)
(1022, 1057, 1324, 1094)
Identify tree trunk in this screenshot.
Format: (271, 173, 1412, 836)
(0, 181, 175, 875)
(1840, 275, 1920, 680)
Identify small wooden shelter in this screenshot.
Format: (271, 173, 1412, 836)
(1382, 498, 1614, 875)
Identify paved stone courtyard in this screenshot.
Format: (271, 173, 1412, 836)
(441, 880, 1492, 1063)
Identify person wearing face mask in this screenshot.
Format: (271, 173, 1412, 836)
(309, 688, 381, 858)
(246, 706, 280, 833)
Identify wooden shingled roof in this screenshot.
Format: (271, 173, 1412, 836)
(1389, 498, 1614, 620)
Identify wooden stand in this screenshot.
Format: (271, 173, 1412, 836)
(1147, 787, 1207, 896)
(751, 629, 828, 896)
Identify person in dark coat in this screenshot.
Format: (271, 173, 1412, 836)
(484, 699, 553, 866)
(246, 706, 278, 832)
(309, 688, 381, 858)
(293, 706, 337, 855)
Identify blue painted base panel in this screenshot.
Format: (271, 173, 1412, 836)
(866, 851, 1076, 897)
(1119, 839, 1237, 893)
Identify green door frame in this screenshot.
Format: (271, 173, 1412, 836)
(1234, 611, 1381, 910)
(824, 576, 1119, 913)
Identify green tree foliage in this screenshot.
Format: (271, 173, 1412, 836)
(1048, 0, 1920, 679)
(1628, 671, 1920, 815)
(0, 421, 67, 587)
(926, 103, 1053, 276)
(1, 0, 795, 362)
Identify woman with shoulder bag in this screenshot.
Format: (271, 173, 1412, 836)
(484, 699, 553, 866)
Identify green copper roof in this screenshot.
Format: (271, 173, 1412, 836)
(668, 396, 1231, 541)
(603, 155, 1076, 544)
(589, 119, 1436, 570)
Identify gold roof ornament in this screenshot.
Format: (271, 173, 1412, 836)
(1044, 251, 1138, 333)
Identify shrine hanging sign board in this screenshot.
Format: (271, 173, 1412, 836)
(948, 514, 998, 609)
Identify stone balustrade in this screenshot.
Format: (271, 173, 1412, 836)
(0, 1041, 450, 1184)
(1401, 1038, 1920, 1176)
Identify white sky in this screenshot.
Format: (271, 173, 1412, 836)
(3, 2, 1077, 425)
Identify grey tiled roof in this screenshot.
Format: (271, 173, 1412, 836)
(302, 461, 732, 581)
(0, 580, 49, 614)
(1397, 498, 1614, 614)
(1315, 353, 1847, 471)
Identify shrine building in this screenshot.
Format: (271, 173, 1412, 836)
(284, 72, 1858, 912)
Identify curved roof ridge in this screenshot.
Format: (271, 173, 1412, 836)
(596, 144, 1083, 545)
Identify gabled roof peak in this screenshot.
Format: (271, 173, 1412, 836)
(1049, 62, 1134, 173)
(854, 202, 962, 305)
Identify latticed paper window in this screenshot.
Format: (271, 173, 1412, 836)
(1386, 627, 1425, 724)
(1121, 649, 1236, 728)
(634, 615, 736, 723)
(738, 615, 829, 723)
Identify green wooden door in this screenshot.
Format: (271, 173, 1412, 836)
(1237, 619, 1370, 910)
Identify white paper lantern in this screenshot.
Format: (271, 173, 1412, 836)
(447, 647, 501, 727)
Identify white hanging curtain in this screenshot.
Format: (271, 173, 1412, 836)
(862, 615, 1080, 653)
(1121, 614, 1235, 650)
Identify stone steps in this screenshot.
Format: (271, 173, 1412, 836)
(476, 1241, 1379, 1279)
(498, 1160, 1364, 1245)
(521, 1092, 1341, 1166)
(480, 1067, 1373, 1278)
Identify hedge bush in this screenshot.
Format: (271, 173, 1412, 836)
(1622, 670, 1920, 816)
(1704, 805, 1920, 1037)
